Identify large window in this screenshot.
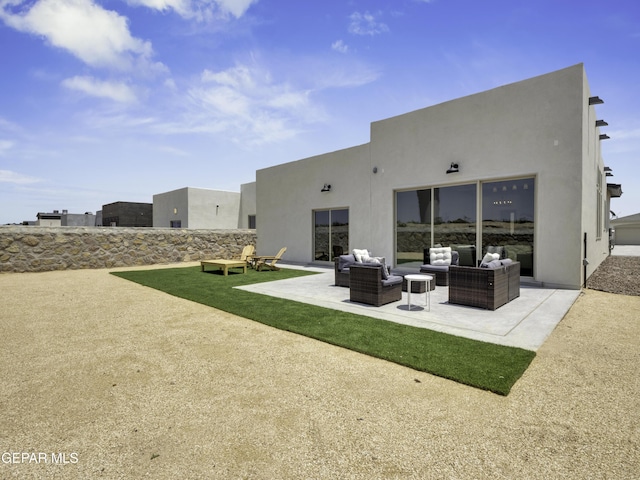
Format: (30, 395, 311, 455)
(314, 208, 349, 261)
(434, 184, 477, 266)
(481, 178, 535, 276)
(395, 178, 535, 276)
(396, 189, 431, 264)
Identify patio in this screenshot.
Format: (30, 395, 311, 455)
(236, 264, 581, 351)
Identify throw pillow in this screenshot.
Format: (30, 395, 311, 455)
(352, 249, 370, 263)
(376, 257, 389, 279)
(480, 252, 500, 267)
(429, 247, 452, 266)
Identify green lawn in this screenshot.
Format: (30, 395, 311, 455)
(112, 266, 535, 395)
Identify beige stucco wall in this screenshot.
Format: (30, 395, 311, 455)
(256, 144, 372, 260)
(256, 64, 611, 289)
(612, 214, 640, 245)
(153, 187, 241, 229)
(239, 182, 257, 229)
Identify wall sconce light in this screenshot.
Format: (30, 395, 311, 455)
(589, 96, 604, 105)
(446, 163, 459, 174)
(321, 184, 332, 192)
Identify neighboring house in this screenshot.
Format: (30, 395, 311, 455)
(255, 63, 622, 290)
(36, 211, 62, 227)
(611, 213, 640, 245)
(152, 184, 257, 229)
(34, 210, 96, 226)
(102, 202, 153, 227)
(62, 211, 96, 227)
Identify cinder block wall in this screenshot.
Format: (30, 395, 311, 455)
(0, 227, 256, 273)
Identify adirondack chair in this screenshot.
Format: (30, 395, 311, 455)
(235, 245, 256, 267)
(254, 247, 287, 271)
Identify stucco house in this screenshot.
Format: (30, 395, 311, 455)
(153, 184, 256, 229)
(255, 64, 622, 289)
(611, 213, 640, 245)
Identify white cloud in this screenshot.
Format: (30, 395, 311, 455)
(348, 11, 389, 36)
(0, 169, 41, 184)
(216, 0, 257, 18)
(124, 0, 257, 20)
(331, 39, 349, 54)
(0, 0, 166, 73)
(183, 63, 318, 144)
(62, 76, 138, 103)
(0, 139, 14, 155)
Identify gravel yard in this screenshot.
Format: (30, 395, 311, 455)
(0, 261, 638, 479)
(586, 255, 640, 296)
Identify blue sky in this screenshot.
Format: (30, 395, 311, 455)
(0, 0, 638, 224)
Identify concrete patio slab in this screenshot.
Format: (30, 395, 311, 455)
(237, 264, 581, 351)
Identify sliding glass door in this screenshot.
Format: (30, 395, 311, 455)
(396, 189, 431, 265)
(314, 208, 349, 261)
(395, 177, 535, 275)
(481, 178, 535, 276)
(433, 184, 477, 266)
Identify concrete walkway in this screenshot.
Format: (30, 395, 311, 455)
(610, 244, 640, 256)
(238, 265, 580, 351)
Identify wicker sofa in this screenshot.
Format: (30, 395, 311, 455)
(349, 263, 403, 307)
(448, 261, 521, 310)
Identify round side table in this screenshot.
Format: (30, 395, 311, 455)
(405, 274, 433, 311)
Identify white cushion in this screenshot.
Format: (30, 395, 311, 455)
(352, 249, 370, 263)
(481, 252, 500, 265)
(430, 247, 452, 266)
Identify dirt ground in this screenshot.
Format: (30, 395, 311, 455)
(0, 263, 638, 479)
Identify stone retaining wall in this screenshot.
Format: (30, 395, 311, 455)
(0, 227, 256, 273)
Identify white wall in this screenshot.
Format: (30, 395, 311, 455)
(256, 64, 612, 288)
(153, 187, 240, 229)
(188, 188, 240, 229)
(239, 182, 257, 229)
(612, 213, 640, 245)
(256, 144, 371, 260)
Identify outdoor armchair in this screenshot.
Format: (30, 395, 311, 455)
(349, 263, 403, 307)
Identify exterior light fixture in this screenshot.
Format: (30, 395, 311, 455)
(599, 134, 610, 140)
(321, 184, 332, 192)
(589, 96, 604, 105)
(605, 166, 613, 177)
(595, 119, 608, 127)
(446, 162, 459, 174)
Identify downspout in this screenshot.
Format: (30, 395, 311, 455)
(583, 232, 588, 288)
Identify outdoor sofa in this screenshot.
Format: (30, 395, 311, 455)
(448, 257, 521, 310)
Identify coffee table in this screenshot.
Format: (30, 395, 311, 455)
(201, 259, 247, 276)
(405, 274, 433, 311)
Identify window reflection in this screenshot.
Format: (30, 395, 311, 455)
(434, 184, 477, 265)
(314, 209, 349, 261)
(482, 178, 535, 276)
(395, 179, 534, 276)
(396, 189, 431, 265)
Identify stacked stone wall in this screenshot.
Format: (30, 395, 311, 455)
(0, 227, 256, 273)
